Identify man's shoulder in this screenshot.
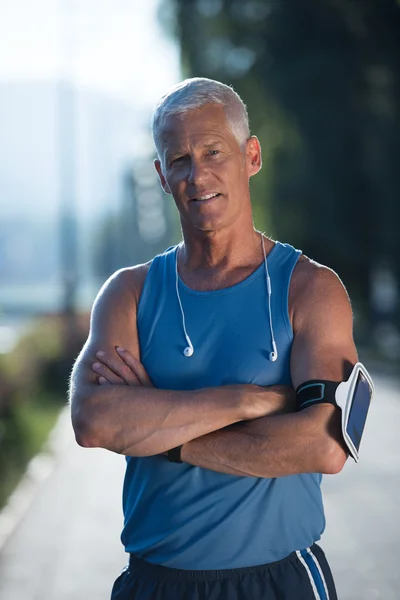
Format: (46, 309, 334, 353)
(292, 254, 343, 291)
(96, 244, 178, 308)
(112, 261, 152, 286)
(289, 255, 350, 330)
(96, 261, 153, 308)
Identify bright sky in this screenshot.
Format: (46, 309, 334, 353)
(0, 0, 181, 108)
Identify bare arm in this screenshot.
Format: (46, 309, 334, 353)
(180, 259, 357, 476)
(70, 265, 291, 456)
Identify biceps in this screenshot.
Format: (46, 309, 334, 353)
(89, 290, 140, 360)
(290, 331, 358, 389)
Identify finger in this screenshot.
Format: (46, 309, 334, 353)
(116, 347, 153, 387)
(98, 376, 109, 385)
(92, 361, 125, 385)
(95, 351, 141, 386)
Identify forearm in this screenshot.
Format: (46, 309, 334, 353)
(72, 383, 245, 456)
(181, 405, 346, 477)
(71, 380, 293, 457)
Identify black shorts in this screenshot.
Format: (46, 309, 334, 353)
(111, 544, 338, 600)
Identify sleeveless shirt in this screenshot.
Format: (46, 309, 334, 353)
(120, 241, 325, 569)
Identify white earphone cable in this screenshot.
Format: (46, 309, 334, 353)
(261, 233, 278, 362)
(175, 245, 194, 357)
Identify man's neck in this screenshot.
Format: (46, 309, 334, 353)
(180, 227, 264, 271)
(177, 227, 274, 292)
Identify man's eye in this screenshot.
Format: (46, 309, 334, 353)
(208, 150, 219, 156)
(171, 156, 185, 165)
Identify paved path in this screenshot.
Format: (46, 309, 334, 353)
(0, 373, 398, 599)
(0, 411, 126, 600)
(322, 373, 400, 600)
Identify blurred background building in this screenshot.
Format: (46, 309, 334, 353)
(0, 0, 181, 349)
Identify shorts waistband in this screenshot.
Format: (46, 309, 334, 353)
(128, 544, 319, 582)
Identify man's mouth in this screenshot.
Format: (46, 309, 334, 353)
(191, 193, 221, 202)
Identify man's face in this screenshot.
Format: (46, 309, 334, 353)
(154, 104, 261, 233)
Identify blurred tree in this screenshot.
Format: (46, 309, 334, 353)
(92, 162, 179, 279)
(161, 0, 400, 336)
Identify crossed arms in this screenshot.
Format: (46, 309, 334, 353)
(69, 257, 358, 478)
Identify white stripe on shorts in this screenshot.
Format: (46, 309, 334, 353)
(307, 548, 330, 600)
(295, 550, 321, 600)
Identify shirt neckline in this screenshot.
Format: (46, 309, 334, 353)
(175, 241, 280, 297)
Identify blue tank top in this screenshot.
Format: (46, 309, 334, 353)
(121, 241, 325, 569)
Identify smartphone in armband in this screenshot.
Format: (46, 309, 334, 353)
(335, 362, 374, 462)
(296, 362, 375, 462)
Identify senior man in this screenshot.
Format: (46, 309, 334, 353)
(70, 77, 357, 599)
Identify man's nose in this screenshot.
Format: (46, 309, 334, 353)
(188, 158, 206, 186)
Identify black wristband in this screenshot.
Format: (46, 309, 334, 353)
(167, 445, 183, 463)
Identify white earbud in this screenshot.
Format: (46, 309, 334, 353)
(269, 340, 278, 362)
(184, 345, 194, 357)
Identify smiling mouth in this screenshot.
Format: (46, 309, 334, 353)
(191, 193, 221, 202)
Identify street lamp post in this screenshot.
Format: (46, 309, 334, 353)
(58, 0, 78, 318)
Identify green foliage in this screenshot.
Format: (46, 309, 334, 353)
(0, 400, 60, 509)
(0, 319, 63, 384)
(0, 315, 89, 509)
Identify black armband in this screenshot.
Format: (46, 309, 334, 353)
(295, 363, 374, 463)
(296, 380, 341, 411)
(167, 445, 183, 463)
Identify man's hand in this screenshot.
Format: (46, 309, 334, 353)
(92, 347, 153, 387)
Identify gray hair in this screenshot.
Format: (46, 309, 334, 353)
(152, 77, 250, 164)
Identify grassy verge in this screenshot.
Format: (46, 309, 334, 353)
(0, 396, 63, 510)
(0, 313, 89, 511)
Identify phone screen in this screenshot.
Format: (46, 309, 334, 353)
(346, 373, 372, 451)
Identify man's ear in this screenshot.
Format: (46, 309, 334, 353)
(246, 136, 262, 178)
(154, 159, 171, 194)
